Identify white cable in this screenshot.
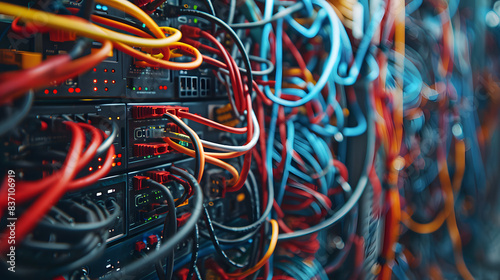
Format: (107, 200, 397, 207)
(199, 110, 259, 152)
(166, 110, 259, 153)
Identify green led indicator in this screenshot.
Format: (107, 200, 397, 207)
(148, 155, 151, 158)
(133, 87, 136, 90)
(142, 23, 146, 28)
(193, 5, 198, 9)
(145, 87, 148, 90)
(194, 18, 198, 23)
(158, 155, 161, 158)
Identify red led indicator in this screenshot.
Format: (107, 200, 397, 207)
(68, 88, 74, 93)
(53, 89, 57, 94)
(93, 87, 98, 91)
(104, 80, 108, 84)
(163, 86, 167, 90)
(89, 167, 93, 171)
(98, 165, 102, 169)
(93, 68, 97, 72)
(138, 87, 142, 90)
(111, 69, 115, 73)
(117, 154, 122, 158)
(98, 157, 102, 162)
(105, 87, 108, 91)
(104, 69, 108, 72)
(44, 89, 49, 94)
(93, 79, 97, 83)
(159, 86, 163, 90)
(112, 80, 116, 84)
(117, 162, 122, 166)
(76, 88, 81, 93)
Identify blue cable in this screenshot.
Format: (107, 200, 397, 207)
(262, 0, 342, 107)
(333, 3, 385, 85)
(276, 120, 295, 206)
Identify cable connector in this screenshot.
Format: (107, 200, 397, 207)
(133, 176, 150, 190)
(180, 25, 202, 38)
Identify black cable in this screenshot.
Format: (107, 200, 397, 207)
(202, 205, 247, 268)
(194, 265, 203, 280)
(175, 181, 190, 207)
(167, 6, 254, 102)
(198, 173, 261, 244)
(163, 113, 201, 182)
(145, 179, 177, 280)
(246, 170, 262, 269)
(8, 238, 106, 279)
(228, 2, 304, 29)
(155, 260, 167, 280)
(0, 90, 33, 137)
(68, 38, 92, 59)
(103, 166, 203, 279)
(186, 224, 199, 280)
(201, 0, 216, 17)
(81, 0, 95, 20)
(200, 228, 257, 244)
(8, 200, 110, 278)
(37, 201, 120, 233)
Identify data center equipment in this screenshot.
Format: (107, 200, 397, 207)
(1, 0, 500, 279)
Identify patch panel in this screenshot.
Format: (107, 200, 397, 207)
(33, 3, 127, 99)
(78, 223, 192, 280)
(178, 76, 199, 97)
(127, 101, 226, 169)
(64, 175, 127, 242)
(4, 104, 127, 177)
(128, 164, 189, 233)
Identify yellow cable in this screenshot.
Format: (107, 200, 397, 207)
(401, 140, 466, 234)
(114, 41, 203, 70)
(0, 3, 181, 48)
(227, 219, 279, 279)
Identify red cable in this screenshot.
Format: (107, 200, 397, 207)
(200, 31, 245, 113)
(13, 122, 102, 204)
(177, 110, 247, 134)
(0, 122, 85, 253)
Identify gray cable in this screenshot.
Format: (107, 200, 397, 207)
(229, 2, 304, 29)
(228, 0, 236, 24)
